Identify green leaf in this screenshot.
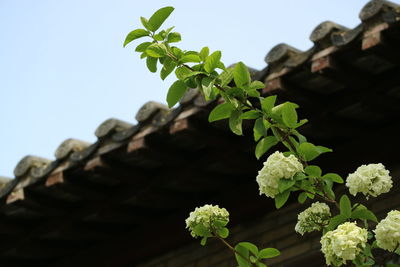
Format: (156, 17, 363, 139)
(249, 81, 265, 90)
(201, 77, 214, 99)
(282, 103, 298, 128)
(146, 56, 157, 73)
(255, 136, 278, 159)
(340, 195, 351, 218)
(199, 46, 210, 61)
(218, 68, 234, 87)
(204, 51, 222, 73)
(298, 192, 307, 203)
(297, 142, 332, 161)
(260, 95, 277, 114)
(140, 17, 151, 31)
(238, 242, 258, 256)
(323, 180, 335, 200)
(275, 190, 290, 209)
(123, 29, 149, 47)
(160, 58, 176, 80)
(304, 165, 322, 177)
(241, 110, 260, 120)
(351, 208, 378, 222)
(200, 236, 207, 246)
(253, 118, 270, 141)
(278, 178, 296, 193)
(256, 262, 267, 267)
(235, 244, 250, 267)
(233, 62, 251, 88)
(323, 173, 343, 183)
(181, 54, 201, 63)
(146, 43, 167, 57)
(326, 214, 348, 231)
(208, 102, 233, 122)
(217, 227, 229, 238)
(135, 42, 152, 52)
(259, 248, 280, 259)
(293, 172, 307, 181)
(229, 109, 243, 135)
(166, 80, 187, 108)
(167, 32, 181, 43)
(147, 6, 174, 32)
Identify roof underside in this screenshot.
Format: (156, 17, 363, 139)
(0, 1, 400, 266)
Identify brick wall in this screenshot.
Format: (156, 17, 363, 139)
(138, 169, 400, 267)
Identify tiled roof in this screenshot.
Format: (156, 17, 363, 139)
(0, 1, 399, 266)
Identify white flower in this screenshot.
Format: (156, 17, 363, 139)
(346, 163, 392, 198)
(295, 202, 331, 235)
(256, 151, 303, 198)
(374, 210, 400, 252)
(185, 204, 229, 238)
(320, 222, 368, 266)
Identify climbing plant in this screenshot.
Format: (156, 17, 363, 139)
(124, 6, 400, 267)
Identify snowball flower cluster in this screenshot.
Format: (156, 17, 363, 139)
(185, 204, 229, 238)
(320, 222, 367, 266)
(256, 151, 303, 198)
(295, 202, 331, 235)
(346, 163, 392, 199)
(374, 210, 400, 252)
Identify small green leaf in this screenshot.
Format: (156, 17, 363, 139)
(297, 142, 331, 161)
(181, 54, 201, 63)
(340, 195, 351, 218)
(253, 118, 269, 141)
(229, 109, 243, 135)
(233, 62, 251, 88)
(217, 227, 229, 238)
(146, 56, 157, 73)
(259, 248, 280, 259)
(294, 172, 307, 181)
(282, 103, 298, 128)
(235, 244, 250, 267)
(204, 51, 222, 73)
(323, 180, 335, 200)
(201, 77, 214, 99)
(208, 102, 233, 122)
(238, 242, 258, 256)
(135, 42, 152, 52)
(167, 32, 181, 43)
(326, 214, 348, 231)
(241, 110, 261, 120)
(199, 46, 210, 61)
(147, 6, 174, 32)
(304, 165, 322, 177)
(249, 80, 265, 90)
(160, 58, 176, 80)
(146, 43, 167, 57)
(278, 178, 296, 193)
(123, 29, 149, 47)
(298, 192, 307, 203)
(260, 95, 277, 114)
(200, 236, 207, 246)
(166, 80, 187, 108)
(218, 68, 234, 87)
(255, 136, 278, 159)
(275, 190, 290, 209)
(351, 208, 378, 222)
(140, 17, 151, 31)
(323, 173, 344, 184)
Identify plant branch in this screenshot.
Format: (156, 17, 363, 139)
(213, 231, 255, 266)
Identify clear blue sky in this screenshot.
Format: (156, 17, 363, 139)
(0, 0, 389, 178)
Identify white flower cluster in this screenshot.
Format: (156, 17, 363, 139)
(185, 204, 229, 238)
(320, 222, 367, 266)
(374, 210, 400, 252)
(346, 163, 392, 199)
(256, 151, 303, 198)
(295, 202, 331, 235)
